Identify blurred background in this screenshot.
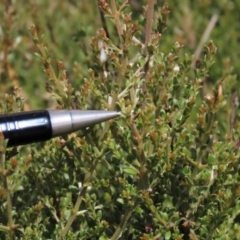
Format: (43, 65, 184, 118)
(0, 0, 239, 109)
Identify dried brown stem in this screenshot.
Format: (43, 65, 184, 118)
(144, 0, 155, 51)
(110, 0, 123, 37)
(193, 13, 219, 66)
(141, 0, 155, 102)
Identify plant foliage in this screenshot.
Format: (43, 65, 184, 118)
(1, 0, 240, 239)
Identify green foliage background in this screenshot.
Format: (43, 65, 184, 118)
(1, 0, 240, 239)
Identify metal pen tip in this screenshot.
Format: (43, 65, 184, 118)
(77, 110, 121, 126)
(49, 110, 121, 137)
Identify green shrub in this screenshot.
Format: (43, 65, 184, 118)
(1, 1, 240, 239)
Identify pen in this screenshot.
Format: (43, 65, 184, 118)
(0, 110, 120, 147)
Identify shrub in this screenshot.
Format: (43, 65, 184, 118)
(1, 1, 240, 239)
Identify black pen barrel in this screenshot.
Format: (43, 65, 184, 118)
(0, 110, 52, 147)
(0, 109, 120, 147)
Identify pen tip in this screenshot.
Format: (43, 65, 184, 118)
(49, 110, 121, 137)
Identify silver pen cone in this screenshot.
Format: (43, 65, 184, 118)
(48, 110, 121, 137)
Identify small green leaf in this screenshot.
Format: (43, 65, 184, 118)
(117, 198, 124, 204)
(182, 147, 191, 158)
(99, 236, 107, 240)
(123, 165, 139, 175)
(139, 56, 146, 67)
(165, 230, 171, 240)
(207, 154, 216, 164)
(64, 173, 69, 180)
(69, 185, 79, 192)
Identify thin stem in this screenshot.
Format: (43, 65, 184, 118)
(144, 0, 155, 51)
(38, 44, 65, 96)
(153, 233, 162, 239)
(193, 13, 219, 66)
(144, 192, 167, 226)
(98, 0, 110, 39)
(184, 155, 198, 167)
(110, 0, 123, 37)
(100, 51, 128, 139)
(60, 186, 87, 238)
(132, 36, 144, 50)
(129, 119, 149, 190)
(142, 0, 155, 101)
(0, 224, 10, 231)
(151, 208, 166, 226)
(30, 25, 65, 97)
(45, 201, 60, 223)
(76, 205, 103, 216)
(193, 111, 215, 176)
(60, 155, 100, 237)
(0, 146, 14, 239)
(110, 205, 137, 240)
